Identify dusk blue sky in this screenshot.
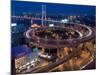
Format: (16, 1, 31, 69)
(11, 1, 96, 16)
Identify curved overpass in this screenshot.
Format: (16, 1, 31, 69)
(23, 23, 95, 73)
(25, 24, 95, 48)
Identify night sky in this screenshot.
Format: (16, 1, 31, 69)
(11, 1, 96, 16)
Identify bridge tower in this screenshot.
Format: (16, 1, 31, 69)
(42, 4, 46, 27)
